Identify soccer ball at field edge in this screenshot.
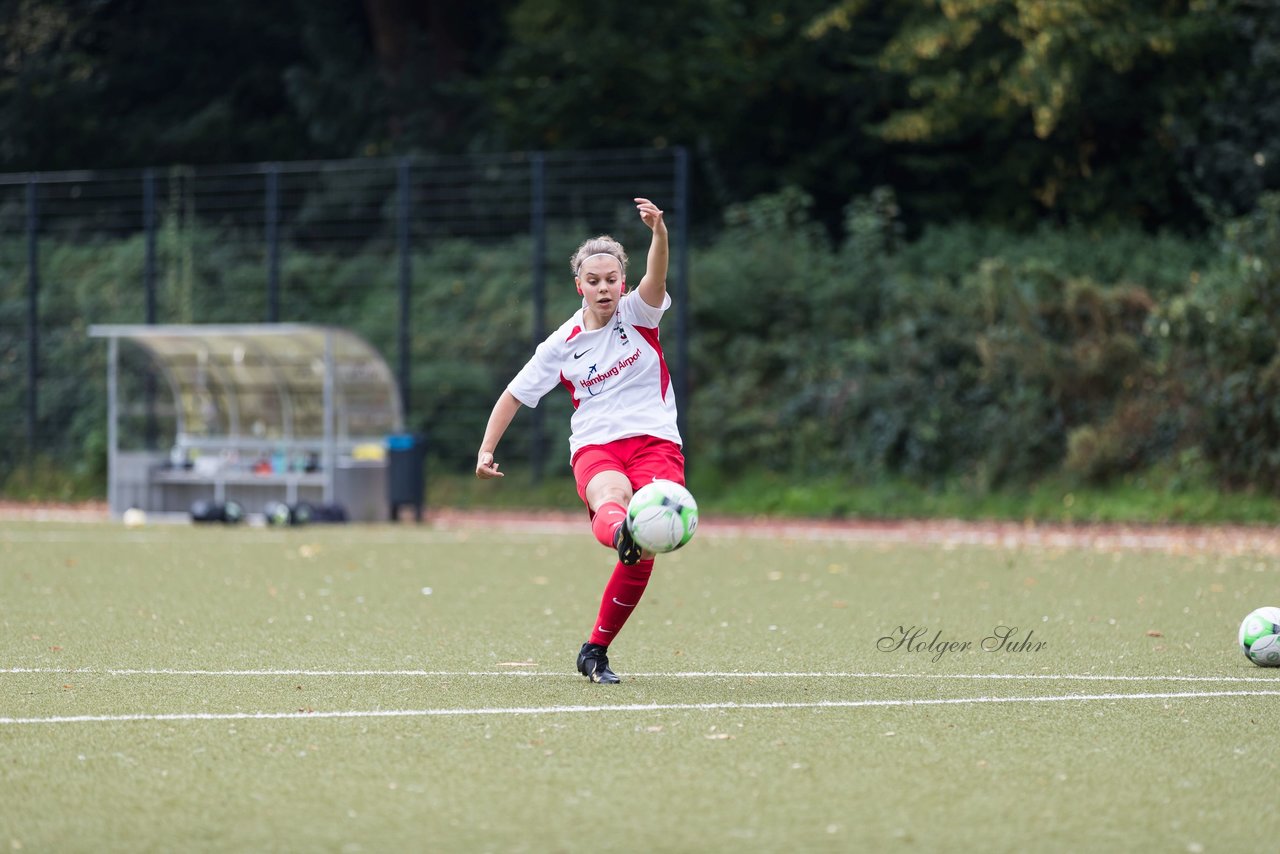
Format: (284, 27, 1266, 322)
(1247, 633, 1280, 667)
(626, 479, 699, 554)
(1238, 606, 1280, 666)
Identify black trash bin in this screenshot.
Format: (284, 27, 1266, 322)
(387, 432, 427, 522)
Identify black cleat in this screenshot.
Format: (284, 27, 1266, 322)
(613, 520, 643, 566)
(577, 642, 621, 684)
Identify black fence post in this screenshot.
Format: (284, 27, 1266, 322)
(673, 147, 692, 451)
(25, 178, 39, 455)
(143, 168, 158, 448)
(144, 169, 157, 323)
(530, 152, 547, 482)
(265, 164, 280, 322)
(397, 157, 412, 420)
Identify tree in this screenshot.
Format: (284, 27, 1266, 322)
(1171, 0, 1280, 220)
(808, 0, 1233, 228)
(479, 0, 895, 227)
(0, 0, 320, 170)
(0, 0, 513, 171)
(1, 0, 1271, 234)
(348, 0, 513, 153)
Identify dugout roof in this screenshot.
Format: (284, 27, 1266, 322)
(88, 323, 402, 443)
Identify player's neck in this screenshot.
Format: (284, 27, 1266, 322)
(581, 307, 616, 331)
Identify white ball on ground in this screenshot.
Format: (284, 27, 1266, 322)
(122, 507, 147, 528)
(1247, 633, 1280, 667)
(1238, 606, 1280, 666)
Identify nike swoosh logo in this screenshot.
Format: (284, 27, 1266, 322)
(597, 626, 614, 633)
(612, 598, 636, 607)
(574, 348, 594, 359)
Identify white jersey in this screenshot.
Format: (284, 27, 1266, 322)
(507, 290, 681, 459)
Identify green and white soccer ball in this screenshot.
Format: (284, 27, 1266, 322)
(1248, 634, 1280, 667)
(1238, 606, 1280, 667)
(626, 479, 699, 554)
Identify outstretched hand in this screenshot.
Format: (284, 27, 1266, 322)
(635, 198, 666, 233)
(476, 451, 504, 479)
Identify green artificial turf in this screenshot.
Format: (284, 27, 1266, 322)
(2, 520, 1278, 852)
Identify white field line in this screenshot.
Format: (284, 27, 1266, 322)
(3, 690, 1280, 726)
(3, 667, 1279, 683)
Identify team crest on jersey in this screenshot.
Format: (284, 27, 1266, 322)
(614, 314, 629, 345)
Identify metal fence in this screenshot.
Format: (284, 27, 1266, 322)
(0, 148, 690, 485)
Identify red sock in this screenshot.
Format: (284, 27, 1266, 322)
(589, 558, 655, 647)
(590, 501, 629, 548)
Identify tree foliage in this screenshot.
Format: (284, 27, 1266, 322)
(808, 0, 1239, 227)
(1, 0, 320, 167)
(3, 0, 1277, 231)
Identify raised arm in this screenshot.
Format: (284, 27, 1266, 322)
(634, 197, 669, 309)
(475, 390, 523, 479)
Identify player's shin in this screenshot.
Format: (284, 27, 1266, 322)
(589, 558, 655, 647)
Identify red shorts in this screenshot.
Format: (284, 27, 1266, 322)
(571, 435, 685, 513)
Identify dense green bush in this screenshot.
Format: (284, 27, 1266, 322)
(1172, 193, 1280, 491)
(10, 189, 1280, 504)
(688, 187, 1223, 490)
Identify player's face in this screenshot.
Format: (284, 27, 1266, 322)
(577, 257, 624, 324)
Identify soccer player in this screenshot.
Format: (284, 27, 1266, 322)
(475, 197, 683, 683)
